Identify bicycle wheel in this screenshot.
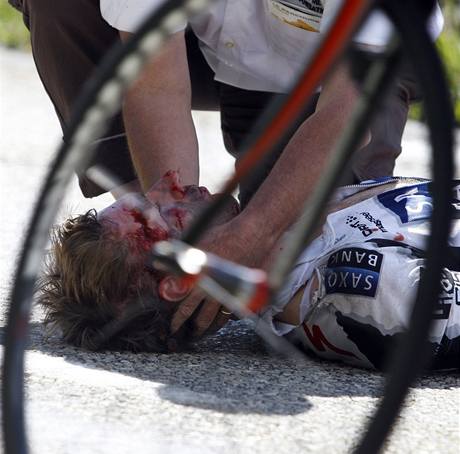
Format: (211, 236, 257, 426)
(2, 2, 219, 452)
(2, 1, 453, 454)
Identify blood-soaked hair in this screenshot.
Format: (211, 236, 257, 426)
(37, 210, 192, 352)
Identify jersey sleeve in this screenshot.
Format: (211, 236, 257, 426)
(100, 0, 187, 33)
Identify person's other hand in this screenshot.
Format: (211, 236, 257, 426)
(170, 219, 260, 339)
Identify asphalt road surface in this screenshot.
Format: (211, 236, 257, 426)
(0, 46, 459, 453)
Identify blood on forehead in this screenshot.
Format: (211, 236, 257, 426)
(130, 210, 169, 249)
(103, 208, 170, 256)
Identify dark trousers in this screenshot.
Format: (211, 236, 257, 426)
(10, 0, 418, 206)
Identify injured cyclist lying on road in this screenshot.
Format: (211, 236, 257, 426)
(38, 171, 460, 371)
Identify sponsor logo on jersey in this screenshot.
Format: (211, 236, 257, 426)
(302, 323, 357, 358)
(454, 184, 460, 202)
(377, 183, 433, 224)
(415, 267, 459, 320)
(345, 212, 387, 237)
(435, 268, 460, 319)
(359, 212, 388, 232)
(325, 247, 383, 297)
(268, 0, 324, 32)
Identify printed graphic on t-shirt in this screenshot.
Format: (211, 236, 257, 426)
(268, 0, 324, 32)
(324, 247, 383, 297)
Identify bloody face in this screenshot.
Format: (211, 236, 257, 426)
(98, 171, 238, 254)
(98, 192, 170, 253)
(96, 171, 240, 330)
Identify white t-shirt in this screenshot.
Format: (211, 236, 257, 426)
(100, 0, 444, 93)
(260, 177, 460, 370)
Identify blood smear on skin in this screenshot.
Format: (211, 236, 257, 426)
(130, 210, 169, 251)
(163, 207, 186, 231)
(164, 170, 186, 199)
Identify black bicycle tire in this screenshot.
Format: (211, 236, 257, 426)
(354, 1, 454, 452)
(1, 1, 216, 453)
(265, 2, 453, 451)
(2, 3, 371, 452)
(2, 1, 452, 454)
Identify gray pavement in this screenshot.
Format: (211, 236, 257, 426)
(0, 46, 459, 454)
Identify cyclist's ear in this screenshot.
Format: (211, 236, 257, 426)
(158, 275, 192, 302)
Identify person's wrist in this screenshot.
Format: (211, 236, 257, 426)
(229, 211, 279, 268)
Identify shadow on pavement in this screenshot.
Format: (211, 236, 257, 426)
(0, 320, 458, 417)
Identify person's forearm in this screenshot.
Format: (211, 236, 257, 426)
(121, 31, 199, 191)
(232, 65, 367, 266)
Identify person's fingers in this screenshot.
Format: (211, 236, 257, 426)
(191, 298, 223, 338)
(170, 287, 205, 334)
(203, 308, 233, 336)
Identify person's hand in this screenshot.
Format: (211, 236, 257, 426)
(170, 219, 262, 338)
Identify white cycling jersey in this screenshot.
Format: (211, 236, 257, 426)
(261, 177, 460, 370)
